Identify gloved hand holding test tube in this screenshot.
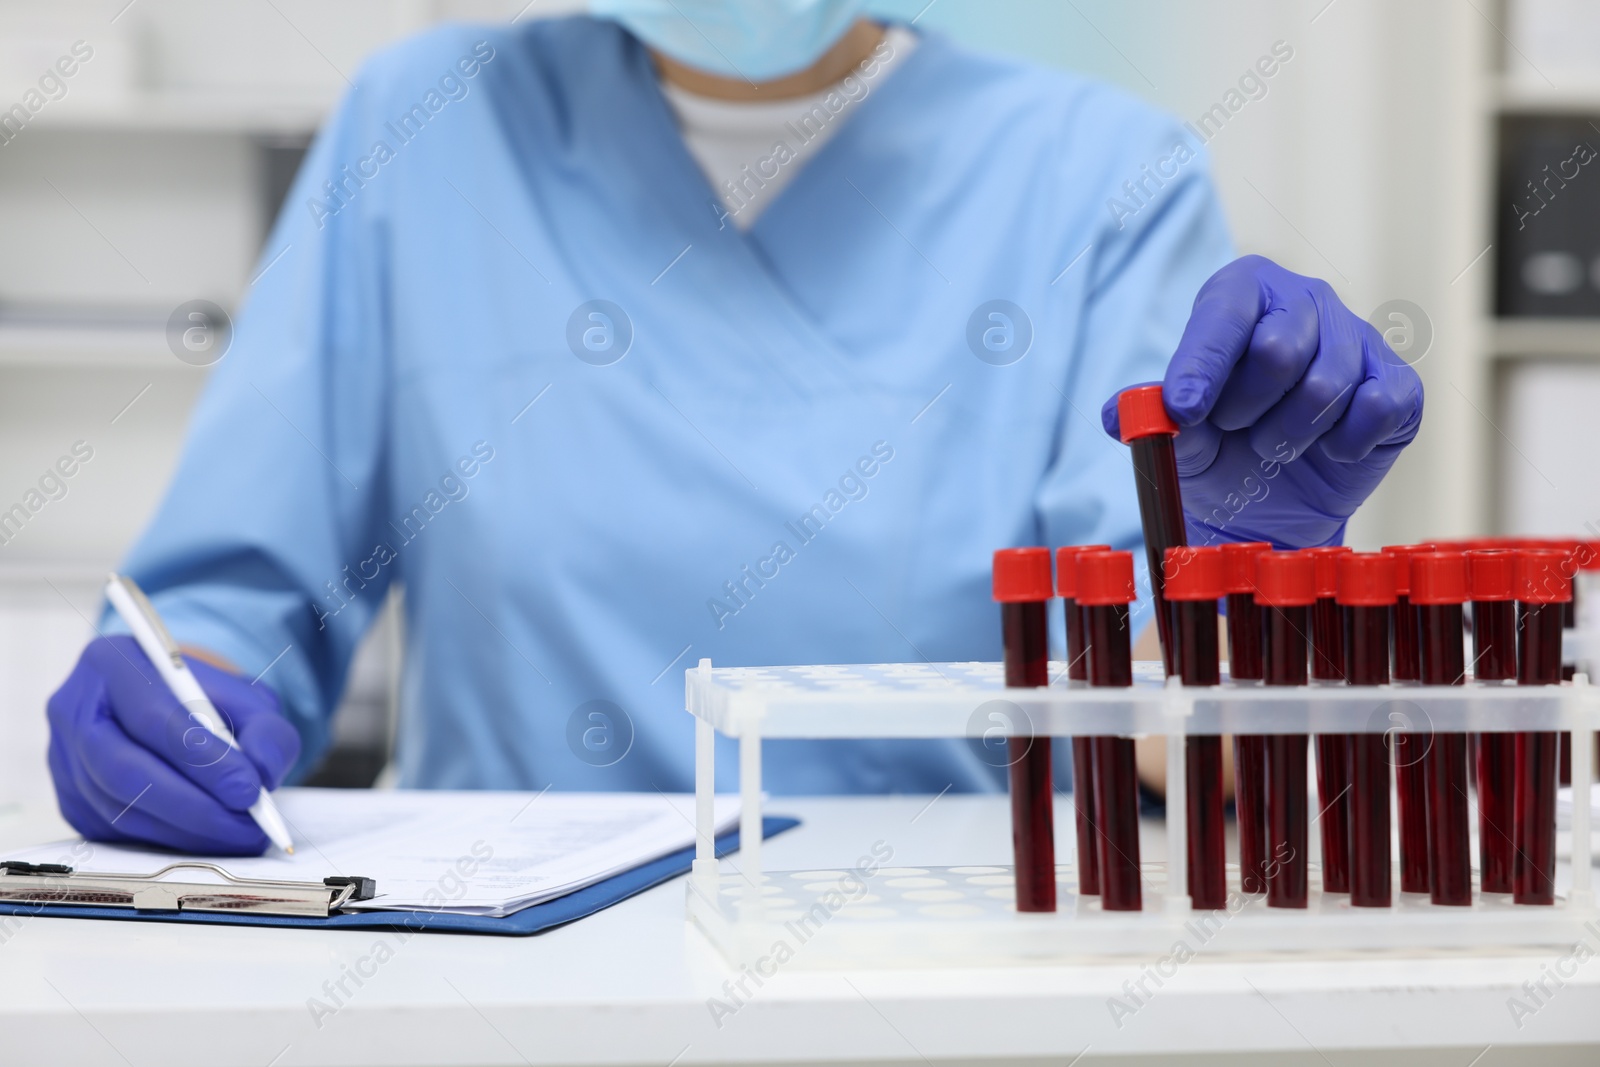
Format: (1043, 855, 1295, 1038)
(1101, 257, 1424, 553)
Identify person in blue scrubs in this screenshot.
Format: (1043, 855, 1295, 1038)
(46, 2, 1422, 853)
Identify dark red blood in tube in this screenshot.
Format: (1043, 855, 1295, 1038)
(1312, 734, 1351, 894)
(1222, 542, 1272, 682)
(1056, 545, 1109, 897)
(1117, 386, 1185, 676)
(1384, 545, 1423, 683)
(993, 548, 1055, 913)
(1413, 551, 1472, 906)
(1339, 553, 1395, 907)
(1305, 546, 1353, 894)
(1220, 541, 1272, 893)
(1079, 550, 1141, 912)
(1068, 739, 1099, 896)
(1515, 550, 1567, 906)
(1467, 550, 1517, 894)
(1385, 546, 1430, 894)
(1233, 736, 1268, 895)
(1164, 546, 1226, 910)
(1058, 545, 1110, 684)
(1257, 551, 1314, 908)
(1469, 552, 1519, 681)
(1305, 547, 1353, 681)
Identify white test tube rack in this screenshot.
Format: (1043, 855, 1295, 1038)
(684, 658, 1599, 969)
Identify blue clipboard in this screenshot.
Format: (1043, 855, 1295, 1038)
(0, 815, 799, 936)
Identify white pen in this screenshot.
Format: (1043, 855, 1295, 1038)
(104, 574, 295, 854)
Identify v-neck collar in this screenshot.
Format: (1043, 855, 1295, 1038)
(617, 22, 934, 246)
(611, 24, 940, 389)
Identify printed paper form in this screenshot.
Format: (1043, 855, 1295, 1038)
(7, 789, 740, 917)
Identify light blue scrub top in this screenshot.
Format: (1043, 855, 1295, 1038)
(120, 16, 1234, 794)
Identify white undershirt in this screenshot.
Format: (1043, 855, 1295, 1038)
(660, 25, 918, 230)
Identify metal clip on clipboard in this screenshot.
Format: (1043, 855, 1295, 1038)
(0, 860, 376, 918)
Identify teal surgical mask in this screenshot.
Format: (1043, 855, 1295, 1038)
(591, 0, 870, 81)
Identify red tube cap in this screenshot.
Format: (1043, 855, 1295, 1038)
(1116, 385, 1178, 443)
(992, 547, 1052, 603)
(1465, 549, 1514, 602)
(1336, 553, 1396, 607)
(1219, 541, 1273, 594)
(1077, 550, 1137, 606)
(1381, 544, 1422, 597)
(1254, 551, 1316, 607)
(1055, 544, 1111, 599)
(1163, 546, 1224, 601)
(1515, 549, 1574, 604)
(1410, 550, 1468, 605)
(1453, 537, 1504, 552)
(1302, 545, 1353, 598)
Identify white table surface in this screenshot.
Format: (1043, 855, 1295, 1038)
(2, 795, 1598, 1067)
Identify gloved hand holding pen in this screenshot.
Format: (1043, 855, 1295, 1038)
(1101, 255, 1425, 548)
(47, 636, 300, 855)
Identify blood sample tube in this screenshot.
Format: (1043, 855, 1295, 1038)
(1466, 549, 1516, 895)
(1220, 540, 1272, 893)
(1412, 551, 1472, 906)
(1338, 553, 1395, 907)
(1222, 542, 1273, 682)
(1514, 549, 1567, 906)
(1056, 544, 1109, 897)
(1116, 385, 1186, 676)
(992, 547, 1055, 913)
(1384, 545, 1423, 682)
(1384, 545, 1430, 894)
(1077, 549, 1142, 912)
(1163, 546, 1226, 910)
(1305, 546, 1353, 682)
(1256, 550, 1314, 908)
(1305, 545, 1353, 894)
(1058, 544, 1110, 684)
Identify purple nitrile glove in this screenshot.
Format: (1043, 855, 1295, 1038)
(1102, 255, 1424, 548)
(47, 635, 300, 855)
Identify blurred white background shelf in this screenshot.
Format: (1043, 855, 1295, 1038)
(1494, 77, 1600, 114)
(22, 90, 331, 135)
(1487, 0, 1600, 537)
(0, 310, 186, 369)
(1492, 319, 1600, 359)
(0, 567, 113, 807)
